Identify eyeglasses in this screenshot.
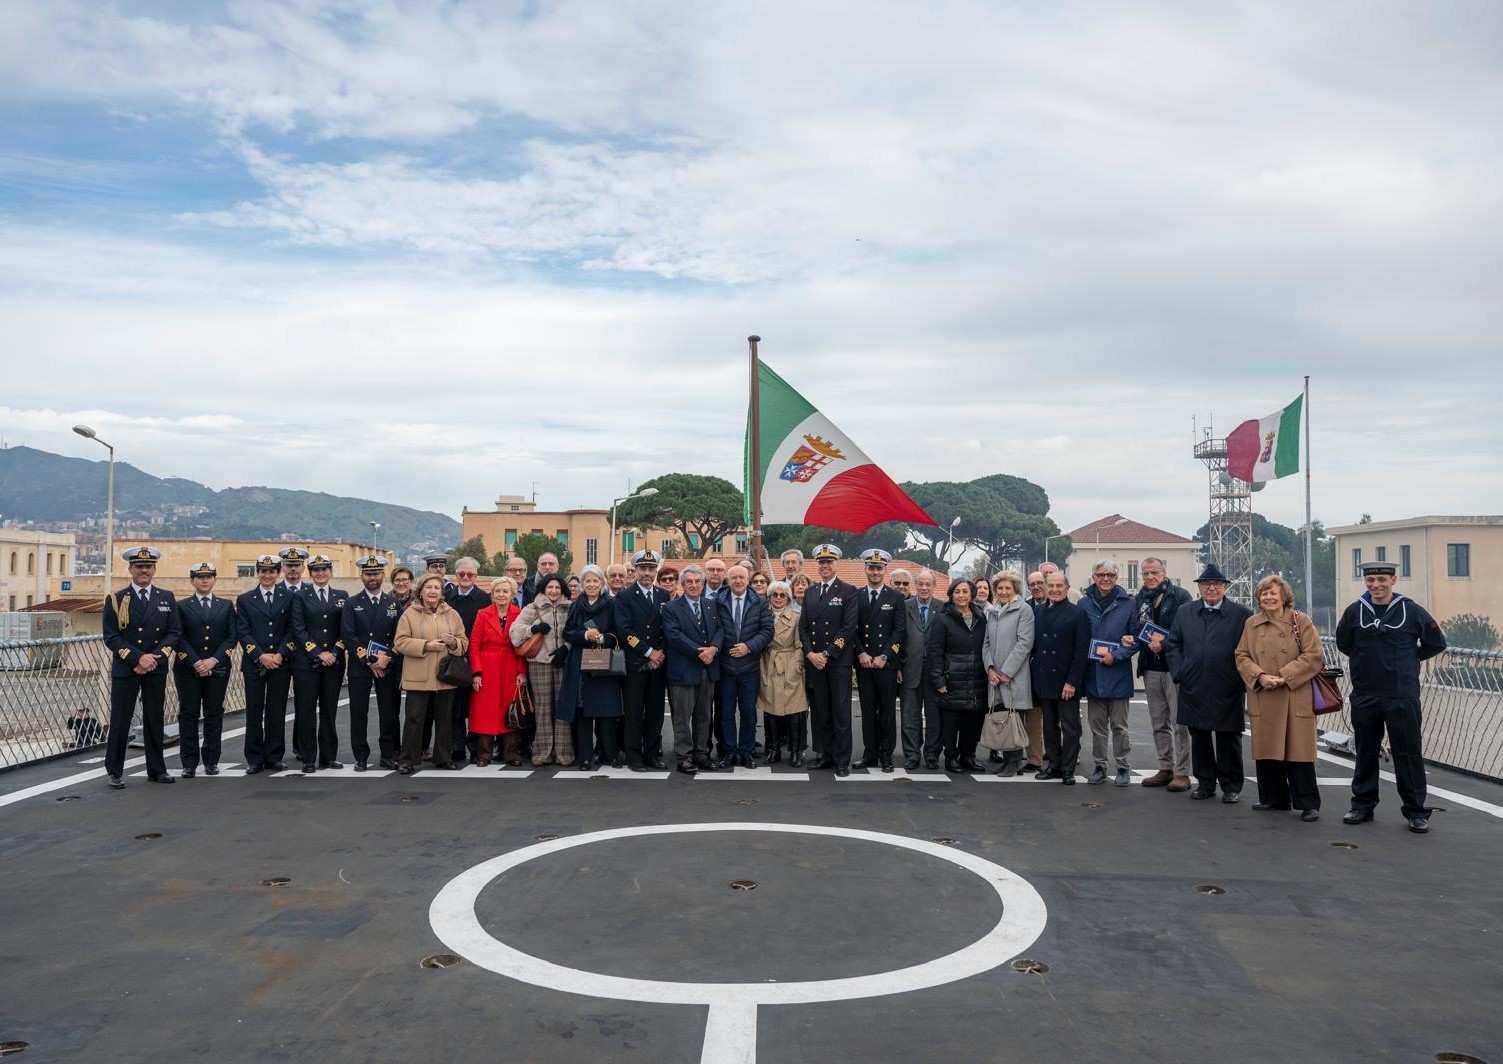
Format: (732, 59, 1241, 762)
(891, 580, 910, 586)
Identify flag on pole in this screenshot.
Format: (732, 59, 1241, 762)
(745, 361, 935, 532)
(1226, 394, 1303, 483)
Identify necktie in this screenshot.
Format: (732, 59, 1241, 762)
(200, 597, 209, 608)
(733, 596, 742, 634)
(871, 589, 878, 606)
(692, 600, 702, 623)
(823, 582, 832, 597)
(319, 587, 327, 605)
(264, 591, 273, 606)
(920, 603, 929, 627)
(138, 588, 148, 603)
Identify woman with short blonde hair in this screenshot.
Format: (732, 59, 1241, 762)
(393, 574, 469, 774)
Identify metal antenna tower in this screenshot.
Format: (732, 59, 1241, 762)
(1193, 420, 1256, 605)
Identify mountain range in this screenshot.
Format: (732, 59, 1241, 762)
(0, 445, 461, 553)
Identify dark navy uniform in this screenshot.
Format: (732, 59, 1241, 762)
(614, 550, 670, 769)
(1336, 568, 1447, 823)
(236, 562, 297, 772)
(854, 553, 906, 769)
(342, 579, 402, 768)
(799, 545, 860, 771)
(174, 569, 236, 773)
(291, 565, 348, 769)
(101, 549, 182, 784)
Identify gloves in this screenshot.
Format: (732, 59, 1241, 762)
(531, 622, 551, 635)
(550, 645, 571, 666)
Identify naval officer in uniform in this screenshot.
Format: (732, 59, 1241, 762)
(291, 554, 348, 770)
(236, 554, 295, 774)
(102, 546, 182, 789)
(342, 555, 402, 770)
(614, 548, 671, 770)
(278, 546, 309, 593)
(854, 548, 906, 772)
(798, 543, 860, 776)
(173, 561, 236, 777)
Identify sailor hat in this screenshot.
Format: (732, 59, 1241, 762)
(121, 546, 161, 564)
(307, 554, 334, 570)
(860, 548, 892, 567)
(631, 548, 662, 568)
(811, 543, 843, 561)
(187, 561, 217, 577)
(277, 546, 310, 563)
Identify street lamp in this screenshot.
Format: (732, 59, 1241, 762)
(1043, 533, 1069, 565)
(943, 515, 963, 568)
(72, 425, 114, 583)
(369, 521, 381, 554)
(611, 487, 659, 565)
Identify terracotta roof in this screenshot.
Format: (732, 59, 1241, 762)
(1066, 514, 1196, 545)
(22, 598, 103, 614)
(658, 559, 952, 597)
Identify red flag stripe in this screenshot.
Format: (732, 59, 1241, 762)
(803, 464, 936, 533)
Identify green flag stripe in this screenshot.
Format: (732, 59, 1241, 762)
(1274, 394, 1302, 477)
(744, 361, 817, 518)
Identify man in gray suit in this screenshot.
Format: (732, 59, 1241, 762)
(898, 569, 942, 770)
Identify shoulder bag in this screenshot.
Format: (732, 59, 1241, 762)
(981, 706, 1029, 751)
(505, 680, 535, 730)
(1291, 614, 1344, 714)
(436, 650, 472, 688)
(580, 647, 627, 676)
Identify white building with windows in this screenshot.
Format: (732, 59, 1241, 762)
(0, 529, 77, 611)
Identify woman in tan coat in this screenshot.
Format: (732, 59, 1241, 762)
(1235, 574, 1326, 820)
(757, 581, 808, 767)
(394, 574, 469, 774)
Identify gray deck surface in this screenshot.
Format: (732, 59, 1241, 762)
(2, 691, 1500, 1063)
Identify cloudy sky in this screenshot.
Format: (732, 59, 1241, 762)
(3, 0, 1500, 539)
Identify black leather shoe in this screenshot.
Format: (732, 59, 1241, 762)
(180, 768, 196, 778)
(580, 758, 599, 772)
(320, 760, 343, 770)
(244, 764, 262, 775)
(812, 757, 836, 771)
(266, 761, 287, 771)
(1407, 815, 1430, 834)
(959, 755, 983, 772)
(1061, 772, 1076, 785)
(1342, 809, 1374, 824)
(611, 754, 626, 769)
(1189, 787, 1216, 800)
(989, 749, 1004, 763)
(378, 759, 399, 770)
(107, 775, 125, 789)
(1221, 790, 1240, 804)
(1037, 767, 1062, 780)
(204, 765, 219, 776)
(923, 758, 939, 771)
(879, 760, 893, 773)
(436, 762, 461, 771)
(650, 757, 668, 770)
(627, 762, 647, 773)
(397, 764, 414, 775)
(944, 758, 961, 773)
(1020, 763, 1040, 774)
(1300, 808, 1320, 822)
(834, 766, 850, 777)
(678, 760, 699, 775)
(301, 764, 316, 774)
(148, 774, 175, 784)
(1251, 802, 1291, 811)
(694, 756, 717, 771)
(854, 757, 879, 769)
(354, 761, 368, 772)
(904, 757, 920, 770)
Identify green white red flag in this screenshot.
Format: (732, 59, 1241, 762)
(1227, 394, 1302, 483)
(744, 361, 934, 532)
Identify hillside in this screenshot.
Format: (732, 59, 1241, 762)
(0, 445, 460, 552)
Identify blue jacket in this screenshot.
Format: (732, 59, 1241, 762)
(1079, 584, 1139, 699)
(717, 590, 775, 675)
(662, 594, 725, 686)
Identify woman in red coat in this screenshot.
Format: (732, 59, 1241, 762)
(468, 576, 528, 765)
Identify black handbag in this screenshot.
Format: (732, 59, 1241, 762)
(436, 651, 472, 688)
(505, 681, 535, 730)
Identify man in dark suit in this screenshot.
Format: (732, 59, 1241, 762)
(717, 562, 774, 768)
(504, 557, 535, 607)
(661, 564, 723, 774)
(701, 557, 730, 761)
(1031, 571, 1092, 783)
(291, 554, 349, 770)
(1166, 564, 1255, 803)
(278, 546, 309, 592)
(443, 556, 487, 763)
(799, 543, 860, 776)
(341, 555, 402, 771)
(900, 569, 940, 769)
(101, 546, 182, 789)
(174, 561, 236, 777)
(614, 549, 670, 770)
(237, 554, 296, 774)
(854, 548, 907, 772)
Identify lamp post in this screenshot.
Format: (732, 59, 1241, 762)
(611, 487, 659, 565)
(370, 521, 381, 555)
(943, 515, 963, 570)
(72, 425, 114, 583)
(1043, 533, 1069, 565)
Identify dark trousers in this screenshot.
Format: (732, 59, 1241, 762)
(400, 689, 454, 769)
(719, 669, 760, 758)
(1351, 695, 1428, 817)
(293, 666, 342, 764)
(348, 670, 401, 763)
(900, 680, 938, 763)
(451, 684, 476, 761)
(575, 715, 621, 766)
(1040, 697, 1082, 775)
(940, 709, 983, 761)
(622, 666, 667, 767)
(243, 667, 292, 768)
(808, 660, 853, 767)
(1190, 728, 1244, 794)
(174, 668, 228, 770)
(1254, 759, 1321, 810)
(105, 670, 169, 778)
(709, 680, 726, 758)
(857, 666, 899, 761)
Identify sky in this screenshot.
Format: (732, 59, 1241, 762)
(2, 0, 1501, 540)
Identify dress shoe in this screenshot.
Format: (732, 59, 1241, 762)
(627, 762, 647, 773)
(715, 758, 732, 771)
(944, 758, 961, 773)
(1342, 809, 1374, 825)
(204, 765, 219, 776)
(694, 756, 717, 771)
(1020, 763, 1040, 775)
(1189, 787, 1216, 800)
(650, 758, 668, 770)
(397, 764, 414, 775)
(1037, 767, 1062, 780)
(1251, 802, 1291, 811)
(904, 757, 920, 770)
(677, 760, 699, 775)
(959, 755, 984, 773)
(854, 756, 879, 769)
(766, 748, 783, 765)
(436, 762, 461, 771)
(267, 761, 287, 771)
(988, 750, 1004, 763)
(1140, 770, 1173, 787)
(812, 756, 836, 771)
(879, 760, 894, 773)
(354, 761, 368, 772)
(835, 766, 850, 777)
(148, 774, 176, 784)
(611, 754, 626, 769)
(378, 759, 399, 770)
(1407, 815, 1430, 834)
(244, 764, 262, 775)
(1167, 775, 1191, 792)
(923, 758, 939, 771)
(1300, 808, 1320, 822)
(180, 768, 196, 779)
(320, 760, 343, 770)
(580, 758, 599, 772)
(1087, 766, 1108, 785)
(1061, 773, 1076, 785)
(107, 774, 125, 789)
(301, 764, 317, 774)
(1113, 769, 1132, 787)
(1220, 790, 1240, 803)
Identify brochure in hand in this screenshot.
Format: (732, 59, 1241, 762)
(366, 640, 390, 659)
(1138, 622, 1171, 644)
(1091, 639, 1123, 662)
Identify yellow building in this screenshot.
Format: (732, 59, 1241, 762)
(48, 538, 378, 601)
(1328, 516, 1503, 631)
(1, 530, 77, 610)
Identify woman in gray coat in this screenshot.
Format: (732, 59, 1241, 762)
(982, 571, 1036, 775)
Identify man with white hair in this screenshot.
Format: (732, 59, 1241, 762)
(1080, 559, 1139, 787)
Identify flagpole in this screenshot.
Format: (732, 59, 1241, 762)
(1302, 374, 1313, 614)
(748, 335, 764, 571)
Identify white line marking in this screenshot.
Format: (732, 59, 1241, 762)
(270, 767, 397, 778)
(409, 766, 534, 780)
(695, 768, 810, 782)
(836, 768, 950, 783)
(1312, 750, 1503, 819)
(0, 726, 247, 808)
(702, 1000, 757, 1064)
(553, 766, 670, 781)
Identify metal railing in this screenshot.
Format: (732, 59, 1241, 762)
(1319, 637, 1503, 783)
(0, 635, 247, 771)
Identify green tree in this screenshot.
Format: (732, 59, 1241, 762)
(761, 520, 909, 561)
(616, 473, 743, 559)
(904, 475, 1063, 571)
(1192, 515, 1335, 611)
(1441, 613, 1500, 651)
(512, 533, 572, 577)
(445, 535, 502, 576)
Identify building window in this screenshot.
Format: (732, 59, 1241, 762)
(661, 539, 673, 556)
(508, 504, 520, 512)
(27, 552, 35, 575)
(1447, 543, 1471, 578)
(8, 552, 15, 574)
(25, 595, 32, 607)
(1400, 544, 1411, 578)
(46, 553, 53, 575)
(58, 555, 67, 576)
(237, 564, 256, 578)
(1351, 548, 1362, 578)
(531, 528, 543, 536)
(7, 595, 14, 610)
(585, 538, 598, 565)
(688, 533, 701, 550)
(622, 531, 635, 552)
(555, 530, 569, 547)
(1127, 562, 1139, 587)
(504, 529, 518, 549)
(736, 534, 748, 553)
(1375, 546, 1386, 562)
(712, 536, 724, 552)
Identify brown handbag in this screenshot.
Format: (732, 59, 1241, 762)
(516, 631, 546, 659)
(505, 681, 535, 730)
(580, 647, 626, 676)
(1291, 614, 1344, 714)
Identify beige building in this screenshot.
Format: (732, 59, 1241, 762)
(1327, 515, 1502, 630)
(1061, 515, 1202, 593)
(1, 530, 77, 610)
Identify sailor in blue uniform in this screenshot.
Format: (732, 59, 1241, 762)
(798, 543, 860, 775)
(854, 548, 906, 772)
(613, 548, 671, 770)
(236, 554, 296, 774)
(341, 555, 402, 770)
(173, 561, 236, 777)
(102, 546, 182, 788)
(291, 554, 348, 770)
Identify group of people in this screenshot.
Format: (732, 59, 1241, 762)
(101, 541, 1447, 831)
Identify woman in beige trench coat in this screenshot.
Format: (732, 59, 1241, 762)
(1235, 574, 1326, 820)
(757, 581, 809, 767)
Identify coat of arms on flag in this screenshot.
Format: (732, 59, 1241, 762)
(780, 434, 846, 483)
